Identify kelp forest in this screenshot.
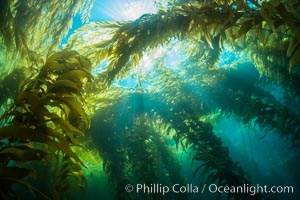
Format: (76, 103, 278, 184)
(0, 0, 300, 199)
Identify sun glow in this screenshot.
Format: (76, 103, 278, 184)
(92, 0, 157, 21)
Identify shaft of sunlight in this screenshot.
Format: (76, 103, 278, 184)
(91, 0, 157, 21)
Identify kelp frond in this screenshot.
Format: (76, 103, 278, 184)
(0, 50, 92, 199)
(65, 0, 300, 91)
(0, 0, 94, 78)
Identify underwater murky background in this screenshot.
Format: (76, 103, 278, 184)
(1, 0, 300, 199)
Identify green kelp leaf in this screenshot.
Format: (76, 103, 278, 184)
(0, 167, 31, 183)
(56, 183, 72, 193)
(289, 46, 300, 71)
(192, 162, 207, 180)
(287, 37, 299, 57)
(0, 146, 47, 162)
(59, 160, 86, 184)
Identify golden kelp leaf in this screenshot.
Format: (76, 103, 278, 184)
(205, 32, 213, 49)
(236, 19, 253, 39)
(45, 128, 85, 166)
(48, 79, 81, 94)
(188, 19, 195, 32)
(50, 118, 84, 143)
(0, 146, 47, 161)
(63, 57, 85, 72)
(46, 50, 79, 65)
(42, 93, 73, 109)
(43, 99, 70, 119)
(275, 3, 300, 37)
(69, 170, 86, 180)
(58, 69, 93, 82)
(0, 126, 49, 143)
(260, 3, 277, 33)
(14, 90, 38, 107)
(257, 26, 266, 45)
(42, 60, 64, 74)
(76, 55, 92, 71)
(14, 91, 47, 117)
(45, 128, 69, 143)
(60, 161, 85, 181)
(60, 97, 89, 126)
(262, 29, 272, 46)
(42, 62, 70, 75)
(46, 113, 84, 135)
(42, 50, 86, 75)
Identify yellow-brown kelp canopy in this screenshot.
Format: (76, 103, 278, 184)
(0, 0, 94, 76)
(67, 0, 300, 89)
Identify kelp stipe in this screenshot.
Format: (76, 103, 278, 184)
(144, 70, 259, 200)
(0, 50, 92, 199)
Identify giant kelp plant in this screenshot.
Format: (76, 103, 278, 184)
(0, 0, 300, 199)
